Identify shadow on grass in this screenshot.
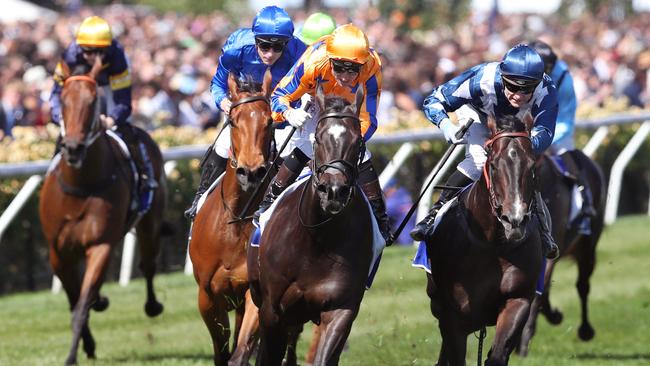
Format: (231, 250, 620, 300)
(575, 353, 650, 361)
(108, 351, 214, 363)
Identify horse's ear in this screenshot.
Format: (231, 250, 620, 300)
(486, 114, 497, 135)
(315, 81, 325, 111)
(353, 86, 365, 116)
(228, 72, 239, 100)
(523, 113, 535, 133)
(88, 56, 103, 80)
(261, 68, 272, 98)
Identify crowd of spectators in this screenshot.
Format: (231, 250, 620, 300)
(0, 4, 648, 141)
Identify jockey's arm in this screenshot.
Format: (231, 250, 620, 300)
(423, 65, 482, 126)
(530, 80, 559, 155)
(552, 70, 577, 145)
(210, 46, 241, 112)
(271, 61, 312, 123)
(359, 72, 381, 142)
(108, 68, 132, 125)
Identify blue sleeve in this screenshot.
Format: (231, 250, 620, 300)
(106, 44, 132, 125)
(530, 79, 558, 155)
(423, 65, 483, 126)
(552, 71, 576, 145)
(362, 75, 380, 141)
(110, 88, 132, 125)
(210, 35, 242, 110)
(49, 83, 62, 125)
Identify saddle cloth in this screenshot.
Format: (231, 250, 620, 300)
(250, 172, 386, 289)
(410, 196, 546, 295)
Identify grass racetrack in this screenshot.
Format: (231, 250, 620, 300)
(1, 215, 649, 365)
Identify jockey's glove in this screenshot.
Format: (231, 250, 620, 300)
(284, 107, 311, 128)
(440, 118, 464, 144)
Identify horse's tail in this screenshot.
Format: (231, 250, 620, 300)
(160, 220, 176, 236)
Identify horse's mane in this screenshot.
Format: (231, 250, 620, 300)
(496, 114, 527, 133)
(323, 95, 351, 113)
(236, 75, 263, 94)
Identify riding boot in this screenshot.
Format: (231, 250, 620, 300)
(360, 179, 395, 246)
(410, 170, 473, 242)
(534, 191, 560, 260)
(252, 162, 301, 227)
(184, 147, 228, 220)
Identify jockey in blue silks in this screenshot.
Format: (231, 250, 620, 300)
(185, 6, 308, 220)
(530, 40, 597, 234)
(410, 44, 560, 259)
(50, 16, 157, 200)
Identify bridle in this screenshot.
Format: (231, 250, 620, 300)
(299, 111, 365, 229)
(226, 95, 273, 169)
(60, 75, 103, 147)
(482, 131, 534, 221)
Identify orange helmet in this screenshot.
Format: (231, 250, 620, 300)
(326, 24, 370, 64)
(76, 16, 112, 48)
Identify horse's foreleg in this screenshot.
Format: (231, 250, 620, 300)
(199, 288, 231, 365)
(517, 294, 542, 357)
(312, 308, 357, 366)
(136, 217, 164, 317)
(257, 302, 288, 366)
(65, 243, 111, 365)
(305, 323, 324, 366)
(487, 297, 531, 366)
(437, 318, 467, 366)
(575, 236, 597, 341)
(230, 291, 260, 366)
(540, 260, 563, 325)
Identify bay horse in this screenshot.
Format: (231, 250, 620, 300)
(250, 85, 373, 366)
(424, 114, 543, 366)
(517, 149, 606, 355)
(39, 59, 166, 365)
(188, 71, 274, 365)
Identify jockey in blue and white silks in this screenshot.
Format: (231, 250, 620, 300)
(185, 6, 307, 220)
(411, 44, 560, 259)
(530, 40, 596, 233)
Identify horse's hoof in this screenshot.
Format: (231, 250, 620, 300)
(92, 296, 110, 312)
(64, 355, 77, 365)
(544, 308, 563, 325)
(578, 323, 595, 341)
(145, 301, 164, 317)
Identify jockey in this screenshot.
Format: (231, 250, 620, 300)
(256, 24, 395, 245)
(49, 16, 157, 194)
(296, 12, 337, 46)
(184, 6, 308, 220)
(410, 44, 559, 259)
(529, 40, 597, 234)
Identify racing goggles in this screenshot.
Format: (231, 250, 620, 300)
(81, 47, 106, 55)
(502, 76, 540, 94)
(331, 59, 362, 74)
(255, 38, 287, 53)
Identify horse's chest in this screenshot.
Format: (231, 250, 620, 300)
(56, 200, 122, 247)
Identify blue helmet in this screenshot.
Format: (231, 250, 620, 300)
(499, 44, 545, 82)
(252, 6, 294, 41)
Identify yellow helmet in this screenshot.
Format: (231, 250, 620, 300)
(76, 16, 112, 48)
(326, 24, 370, 64)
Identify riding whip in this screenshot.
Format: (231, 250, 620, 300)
(228, 100, 312, 223)
(391, 118, 475, 240)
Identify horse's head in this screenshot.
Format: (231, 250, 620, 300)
(483, 114, 537, 242)
(311, 83, 365, 215)
(227, 70, 274, 192)
(58, 58, 104, 168)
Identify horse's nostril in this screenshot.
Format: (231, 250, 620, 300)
(317, 184, 327, 194)
(500, 215, 511, 224)
(236, 167, 247, 177)
(339, 185, 350, 199)
(254, 166, 267, 181)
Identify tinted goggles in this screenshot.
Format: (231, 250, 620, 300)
(331, 59, 362, 74)
(81, 47, 106, 55)
(502, 76, 539, 94)
(255, 39, 287, 53)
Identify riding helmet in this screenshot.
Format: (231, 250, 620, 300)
(326, 24, 370, 64)
(76, 16, 112, 48)
(298, 12, 337, 45)
(499, 44, 545, 82)
(252, 6, 294, 41)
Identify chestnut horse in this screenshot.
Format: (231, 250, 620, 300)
(250, 85, 373, 366)
(424, 115, 543, 366)
(188, 71, 274, 365)
(39, 60, 166, 365)
(517, 150, 606, 355)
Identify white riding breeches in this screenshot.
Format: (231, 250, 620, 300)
(454, 105, 490, 181)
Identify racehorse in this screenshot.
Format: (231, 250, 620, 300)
(250, 85, 373, 366)
(424, 114, 543, 366)
(188, 71, 274, 365)
(517, 150, 606, 355)
(39, 58, 166, 365)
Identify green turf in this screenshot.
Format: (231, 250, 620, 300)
(1, 215, 649, 365)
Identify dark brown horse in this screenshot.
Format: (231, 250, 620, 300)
(517, 150, 606, 355)
(424, 115, 543, 366)
(188, 71, 274, 365)
(249, 85, 373, 366)
(39, 59, 166, 365)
